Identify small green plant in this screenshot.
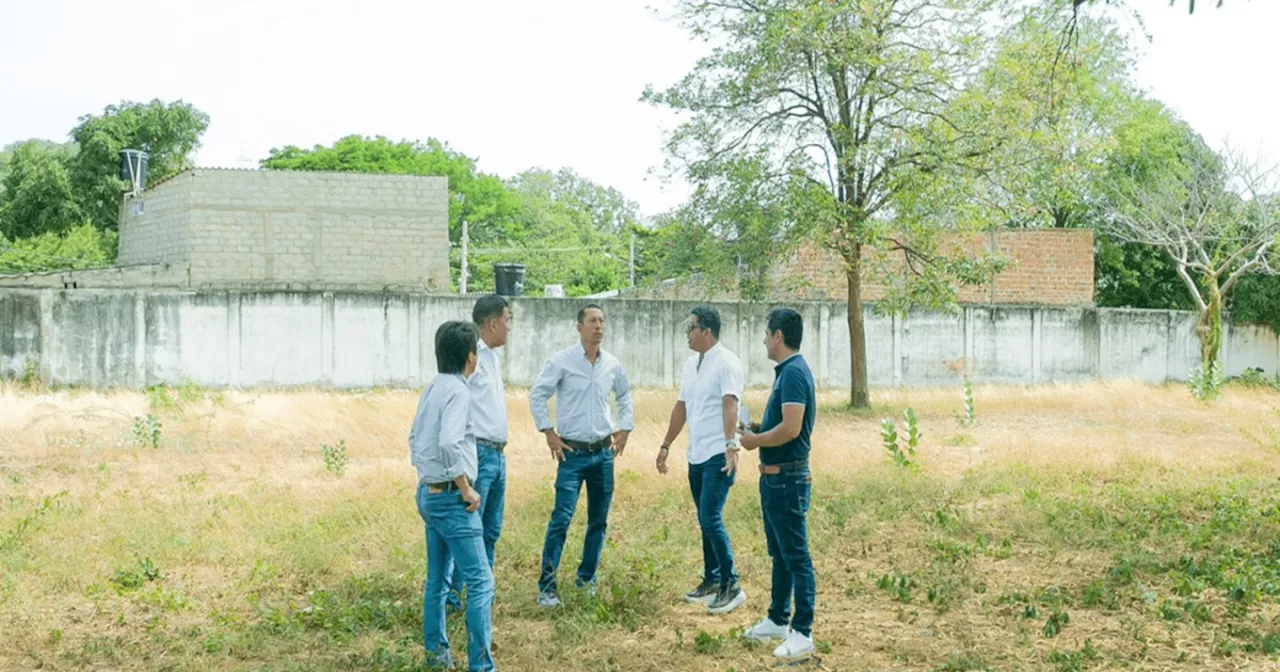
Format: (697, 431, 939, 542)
(693, 629, 727, 655)
(904, 407, 922, 453)
(0, 491, 67, 552)
(1187, 361, 1223, 401)
(1047, 639, 1098, 672)
(110, 557, 163, 591)
(320, 440, 349, 476)
(1042, 609, 1070, 638)
(131, 415, 162, 449)
(19, 358, 40, 390)
(881, 410, 919, 471)
(877, 570, 918, 603)
(961, 377, 975, 426)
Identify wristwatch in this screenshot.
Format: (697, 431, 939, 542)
(725, 438, 741, 451)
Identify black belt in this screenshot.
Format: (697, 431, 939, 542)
(477, 439, 506, 452)
(759, 459, 809, 475)
(425, 481, 461, 492)
(563, 436, 612, 453)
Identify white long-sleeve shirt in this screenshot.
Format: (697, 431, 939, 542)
(408, 374, 477, 484)
(529, 343, 634, 443)
(469, 339, 508, 444)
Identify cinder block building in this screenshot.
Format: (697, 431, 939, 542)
(0, 169, 451, 291)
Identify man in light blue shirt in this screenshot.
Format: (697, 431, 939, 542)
(445, 294, 512, 613)
(529, 303, 633, 607)
(410, 320, 494, 672)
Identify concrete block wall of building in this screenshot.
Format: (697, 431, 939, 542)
(115, 169, 450, 290)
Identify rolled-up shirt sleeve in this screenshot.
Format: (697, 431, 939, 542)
(529, 358, 561, 432)
(614, 365, 634, 432)
(438, 384, 471, 481)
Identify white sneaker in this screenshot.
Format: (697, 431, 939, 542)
(773, 629, 815, 658)
(742, 616, 788, 643)
(536, 591, 561, 608)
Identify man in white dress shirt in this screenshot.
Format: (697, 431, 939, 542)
(657, 306, 748, 614)
(445, 294, 512, 613)
(529, 303, 633, 607)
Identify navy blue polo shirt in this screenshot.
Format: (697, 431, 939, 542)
(758, 353, 816, 465)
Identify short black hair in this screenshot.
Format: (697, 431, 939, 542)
(767, 307, 803, 350)
(435, 321, 479, 374)
(577, 303, 605, 323)
(472, 294, 509, 327)
(690, 305, 721, 338)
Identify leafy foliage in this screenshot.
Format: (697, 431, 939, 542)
(261, 135, 520, 246)
(461, 168, 642, 297)
(320, 441, 348, 477)
(70, 100, 209, 230)
(0, 222, 118, 274)
(0, 142, 83, 239)
(646, 0, 1011, 407)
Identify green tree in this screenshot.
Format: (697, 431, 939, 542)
(645, 0, 1008, 408)
(70, 100, 210, 230)
(646, 155, 828, 300)
(261, 135, 521, 246)
(0, 222, 118, 274)
(0, 142, 83, 240)
(463, 168, 640, 297)
(1102, 143, 1280, 370)
(943, 5, 1132, 231)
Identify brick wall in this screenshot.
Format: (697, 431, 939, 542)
(115, 169, 450, 290)
(117, 173, 193, 266)
(629, 229, 1095, 306)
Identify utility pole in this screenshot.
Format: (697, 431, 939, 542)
(629, 232, 636, 288)
(460, 221, 469, 295)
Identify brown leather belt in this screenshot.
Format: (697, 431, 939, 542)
(424, 475, 470, 494)
(563, 436, 612, 453)
(759, 459, 809, 475)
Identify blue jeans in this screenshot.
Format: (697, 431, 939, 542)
(445, 445, 506, 609)
(760, 467, 815, 636)
(417, 483, 495, 672)
(538, 447, 614, 594)
(688, 452, 737, 587)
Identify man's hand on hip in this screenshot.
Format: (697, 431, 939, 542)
(544, 430, 567, 462)
(462, 486, 481, 513)
(612, 430, 630, 457)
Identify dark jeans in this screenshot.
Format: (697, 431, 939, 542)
(538, 447, 614, 594)
(760, 467, 815, 636)
(688, 452, 737, 587)
(446, 444, 506, 609)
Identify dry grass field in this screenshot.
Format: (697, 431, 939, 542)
(3, 379, 1280, 671)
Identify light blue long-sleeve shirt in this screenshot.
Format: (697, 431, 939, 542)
(409, 374, 477, 484)
(469, 339, 508, 444)
(529, 343, 634, 443)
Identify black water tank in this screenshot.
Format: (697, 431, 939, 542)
(118, 149, 149, 188)
(493, 263, 526, 297)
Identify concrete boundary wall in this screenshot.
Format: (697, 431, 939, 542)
(1, 290, 1276, 389)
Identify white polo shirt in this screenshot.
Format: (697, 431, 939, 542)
(678, 342, 745, 465)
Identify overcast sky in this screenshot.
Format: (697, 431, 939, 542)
(1, 1, 1275, 217)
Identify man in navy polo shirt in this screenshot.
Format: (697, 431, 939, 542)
(739, 307, 817, 659)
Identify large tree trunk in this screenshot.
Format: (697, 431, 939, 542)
(847, 245, 870, 408)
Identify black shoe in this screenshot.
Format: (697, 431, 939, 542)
(683, 581, 718, 605)
(708, 582, 747, 614)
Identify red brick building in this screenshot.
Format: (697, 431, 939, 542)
(626, 229, 1095, 306)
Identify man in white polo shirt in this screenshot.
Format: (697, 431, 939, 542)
(657, 305, 747, 614)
